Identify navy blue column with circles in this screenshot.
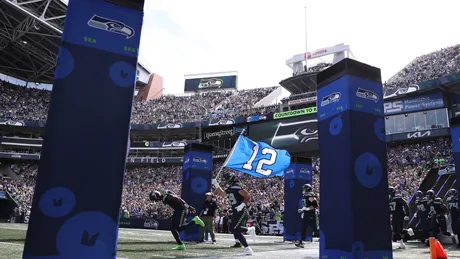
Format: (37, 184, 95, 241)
(283, 156, 313, 242)
(180, 143, 213, 241)
(317, 58, 392, 259)
(450, 117, 460, 193)
(22, 1, 145, 258)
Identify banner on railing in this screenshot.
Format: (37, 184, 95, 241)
(438, 164, 455, 176)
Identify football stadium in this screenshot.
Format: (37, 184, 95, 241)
(2, 0, 460, 259)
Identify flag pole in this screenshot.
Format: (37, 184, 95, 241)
(304, 7, 308, 69)
(215, 128, 246, 180)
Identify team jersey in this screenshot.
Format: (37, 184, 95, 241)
(447, 196, 459, 220)
(415, 197, 429, 217)
(226, 184, 246, 210)
(161, 190, 182, 210)
(431, 198, 448, 215)
(302, 192, 318, 215)
(389, 195, 406, 217)
(427, 199, 435, 218)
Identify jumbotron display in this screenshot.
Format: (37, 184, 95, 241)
(184, 75, 237, 92)
(249, 114, 318, 154)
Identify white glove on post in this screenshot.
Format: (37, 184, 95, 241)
(236, 203, 246, 212)
(404, 216, 410, 220)
(211, 179, 220, 190)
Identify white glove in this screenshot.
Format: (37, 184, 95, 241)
(404, 216, 410, 220)
(413, 212, 417, 218)
(236, 203, 246, 212)
(211, 179, 220, 189)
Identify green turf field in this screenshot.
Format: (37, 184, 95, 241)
(0, 223, 304, 259)
(2, 223, 460, 259)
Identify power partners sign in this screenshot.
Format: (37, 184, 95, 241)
(384, 92, 444, 115)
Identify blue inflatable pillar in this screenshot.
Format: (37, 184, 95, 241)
(180, 143, 213, 241)
(283, 156, 313, 242)
(450, 117, 460, 193)
(22, 1, 144, 258)
(316, 58, 392, 259)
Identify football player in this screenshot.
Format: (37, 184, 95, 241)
(389, 187, 410, 249)
(428, 191, 451, 239)
(446, 188, 459, 246)
(212, 172, 254, 255)
(150, 190, 205, 250)
(414, 190, 430, 243)
(295, 183, 318, 248)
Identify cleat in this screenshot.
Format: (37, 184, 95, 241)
(172, 244, 185, 250)
(295, 241, 304, 248)
(398, 240, 406, 249)
(239, 246, 253, 256)
(192, 216, 205, 227)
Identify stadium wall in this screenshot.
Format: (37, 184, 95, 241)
(135, 73, 164, 101)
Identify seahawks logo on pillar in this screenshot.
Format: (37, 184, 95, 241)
(87, 15, 135, 39)
(356, 88, 379, 102)
(320, 92, 341, 107)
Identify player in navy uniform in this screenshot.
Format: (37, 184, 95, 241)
(429, 192, 451, 239)
(414, 190, 430, 242)
(295, 184, 318, 248)
(389, 187, 410, 249)
(446, 189, 459, 245)
(212, 172, 254, 255)
(150, 190, 205, 250)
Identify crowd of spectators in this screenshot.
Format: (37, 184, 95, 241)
(1, 43, 460, 227)
(0, 137, 452, 222)
(384, 44, 460, 93)
(0, 79, 278, 125)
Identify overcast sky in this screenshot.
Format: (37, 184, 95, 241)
(136, 0, 460, 94)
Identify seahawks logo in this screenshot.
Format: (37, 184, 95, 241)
(271, 119, 318, 148)
(198, 78, 223, 89)
(0, 120, 25, 126)
(208, 119, 235, 126)
(356, 88, 379, 102)
(300, 168, 310, 174)
(157, 123, 182, 129)
(320, 92, 341, 107)
(87, 15, 135, 39)
(193, 157, 207, 163)
(144, 219, 159, 229)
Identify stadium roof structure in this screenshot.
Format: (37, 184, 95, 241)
(0, 0, 67, 83)
(279, 72, 319, 94)
(0, 0, 148, 84)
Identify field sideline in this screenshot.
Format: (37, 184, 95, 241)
(0, 223, 459, 259)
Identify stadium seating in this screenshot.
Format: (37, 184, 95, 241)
(1, 44, 459, 232)
(1, 137, 451, 229)
(0, 79, 277, 124)
(384, 44, 460, 93)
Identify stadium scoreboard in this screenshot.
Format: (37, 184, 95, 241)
(184, 71, 238, 92)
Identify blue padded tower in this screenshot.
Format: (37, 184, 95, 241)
(317, 58, 393, 259)
(283, 156, 313, 242)
(180, 143, 213, 241)
(450, 117, 460, 194)
(22, 1, 145, 258)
